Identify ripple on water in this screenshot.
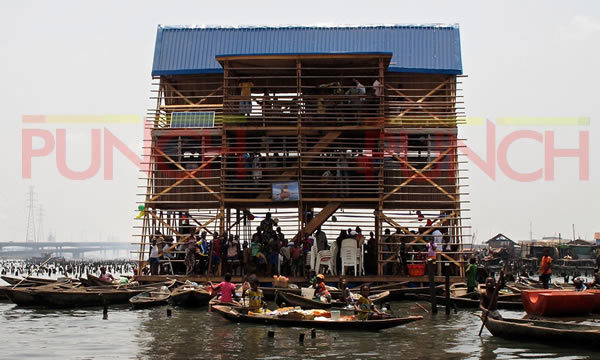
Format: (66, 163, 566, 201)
(0, 302, 598, 359)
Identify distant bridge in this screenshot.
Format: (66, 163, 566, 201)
(0, 242, 133, 259)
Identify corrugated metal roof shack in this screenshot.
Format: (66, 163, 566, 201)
(136, 25, 469, 280)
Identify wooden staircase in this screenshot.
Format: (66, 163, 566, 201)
(292, 202, 341, 241)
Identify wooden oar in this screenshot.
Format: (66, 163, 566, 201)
(479, 271, 504, 336)
(416, 303, 429, 313)
(12, 254, 54, 289)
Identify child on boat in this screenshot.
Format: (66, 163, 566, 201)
(354, 285, 382, 320)
(243, 275, 265, 312)
(313, 274, 331, 303)
(338, 278, 353, 305)
(210, 273, 239, 304)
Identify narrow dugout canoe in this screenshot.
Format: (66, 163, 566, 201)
(86, 274, 114, 287)
(589, 289, 600, 313)
(521, 290, 596, 316)
(212, 305, 423, 331)
(386, 285, 444, 300)
(170, 285, 214, 307)
(483, 316, 600, 348)
(1, 275, 57, 287)
(259, 287, 301, 301)
(129, 286, 171, 309)
(277, 291, 390, 310)
(4, 281, 171, 307)
(414, 294, 524, 310)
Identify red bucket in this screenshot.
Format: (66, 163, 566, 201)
(408, 264, 425, 277)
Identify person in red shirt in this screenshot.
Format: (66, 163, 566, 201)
(210, 273, 239, 304)
(539, 249, 552, 289)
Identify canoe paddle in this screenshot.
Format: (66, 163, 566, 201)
(478, 310, 488, 336)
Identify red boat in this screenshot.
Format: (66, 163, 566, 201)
(521, 290, 597, 316)
(589, 289, 600, 314)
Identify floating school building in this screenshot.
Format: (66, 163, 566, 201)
(135, 24, 469, 280)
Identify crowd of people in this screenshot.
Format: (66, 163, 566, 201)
(145, 209, 465, 278)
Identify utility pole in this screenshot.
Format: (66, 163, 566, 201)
(37, 204, 44, 243)
(25, 186, 37, 243)
(572, 224, 576, 242)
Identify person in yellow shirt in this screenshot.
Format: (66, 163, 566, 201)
(354, 285, 382, 320)
(243, 275, 264, 312)
(239, 81, 254, 115)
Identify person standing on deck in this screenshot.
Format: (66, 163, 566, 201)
(239, 80, 254, 116)
(315, 227, 328, 251)
(466, 257, 478, 293)
(539, 249, 552, 289)
(149, 238, 161, 276)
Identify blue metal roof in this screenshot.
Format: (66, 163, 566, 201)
(152, 25, 462, 76)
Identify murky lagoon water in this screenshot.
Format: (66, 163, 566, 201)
(1, 297, 598, 360)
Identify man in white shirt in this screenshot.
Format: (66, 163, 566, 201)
(432, 229, 443, 249)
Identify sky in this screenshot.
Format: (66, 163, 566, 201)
(1, 0, 598, 246)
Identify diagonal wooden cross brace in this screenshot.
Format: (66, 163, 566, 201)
(382, 147, 453, 201)
(149, 153, 218, 203)
(154, 148, 222, 201)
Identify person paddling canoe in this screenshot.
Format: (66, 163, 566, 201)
(480, 270, 505, 320)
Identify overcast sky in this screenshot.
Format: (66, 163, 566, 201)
(1, 0, 598, 246)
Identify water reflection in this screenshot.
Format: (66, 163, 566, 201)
(0, 301, 597, 359)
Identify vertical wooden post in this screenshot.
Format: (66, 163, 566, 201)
(445, 263, 451, 315)
(296, 59, 304, 245)
(377, 57, 385, 277)
(428, 260, 438, 314)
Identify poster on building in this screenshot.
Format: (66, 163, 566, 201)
(272, 181, 299, 201)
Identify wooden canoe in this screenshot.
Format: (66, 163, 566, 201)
(129, 286, 171, 309)
(277, 291, 390, 310)
(212, 305, 423, 331)
(483, 316, 600, 348)
(386, 285, 444, 300)
(4, 281, 171, 307)
(259, 287, 301, 301)
(85, 273, 114, 287)
(1, 275, 57, 287)
(521, 290, 597, 316)
(170, 285, 214, 307)
(414, 294, 524, 310)
(589, 289, 600, 314)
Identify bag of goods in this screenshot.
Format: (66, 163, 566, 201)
(311, 310, 331, 318)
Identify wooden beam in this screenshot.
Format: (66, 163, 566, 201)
(148, 154, 218, 203)
(154, 148, 223, 201)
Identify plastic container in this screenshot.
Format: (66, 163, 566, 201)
(408, 264, 426, 277)
(301, 287, 314, 299)
(330, 310, 341, 321)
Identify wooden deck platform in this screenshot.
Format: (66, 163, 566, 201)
(134, 274, 464, 285)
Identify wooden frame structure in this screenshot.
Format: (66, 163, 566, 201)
(135, 29, 470, 279)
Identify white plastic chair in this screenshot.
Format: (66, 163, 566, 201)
(341, 238, 359, 276)
(330, 241, 338, 274)
(309, 244, 318, 271)
(277, 254, 283, 275)
(316, 250, 334, 275)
